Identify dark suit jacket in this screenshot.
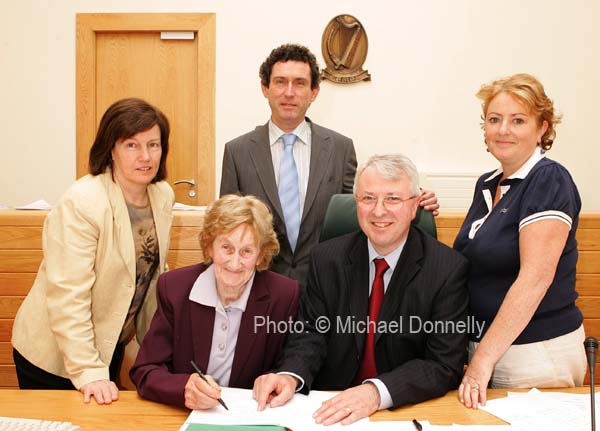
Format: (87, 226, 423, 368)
(219, 119, 356, 287)
(275, 227, 469, 408)
(130, 263, 299, 409)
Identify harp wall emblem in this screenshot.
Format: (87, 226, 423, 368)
(321, 15, 371, 84)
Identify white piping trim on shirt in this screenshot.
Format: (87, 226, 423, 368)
(519, 210, 573, 231)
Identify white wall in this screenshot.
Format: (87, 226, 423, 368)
(1, 0, 599, 211)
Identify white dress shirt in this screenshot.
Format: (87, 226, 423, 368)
(268, 119, 311, 215)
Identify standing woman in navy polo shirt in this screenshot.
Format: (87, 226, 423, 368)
(454, 74, 586, 409)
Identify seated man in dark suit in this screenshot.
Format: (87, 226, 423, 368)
(253, 154, 469, 425)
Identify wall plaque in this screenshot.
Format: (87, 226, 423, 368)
(321, 15, 370, 84)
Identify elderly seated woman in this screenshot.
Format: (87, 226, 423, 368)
(130, 194, 299, 409)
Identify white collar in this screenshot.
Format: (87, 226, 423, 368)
(367, 238, 406, 274)
(268, 119, 310, 147)
(484, 147, 546, 182)
(188, 264, 254, 312)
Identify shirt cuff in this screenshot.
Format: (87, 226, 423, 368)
(277, 371, 304, 392)
(364, 378, 393, 409)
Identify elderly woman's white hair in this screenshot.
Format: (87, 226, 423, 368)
(353, 154, 420, 196)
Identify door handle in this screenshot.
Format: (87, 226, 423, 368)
(173, 179, 197, 197)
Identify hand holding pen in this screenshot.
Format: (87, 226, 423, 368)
(184, 360, 230, 411)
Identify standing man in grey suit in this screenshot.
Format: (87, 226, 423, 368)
(253, 154, 468, 425)
(220, 44, 438, 287)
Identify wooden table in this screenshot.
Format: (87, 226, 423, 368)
(0, 388, 590, 430)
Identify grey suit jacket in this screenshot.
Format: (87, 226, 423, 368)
(275, 227, 469, 408)
(220, 119, 356, 287)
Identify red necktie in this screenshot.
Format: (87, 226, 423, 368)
(354, 258, 389, 384)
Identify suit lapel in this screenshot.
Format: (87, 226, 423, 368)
(103, 170, 136, 283)
(190, 301, 216, 373)
(229, 273, 270, 385)
(302, 120, 332, 225)
(248, 124, 284, 221)
(376, 227, 423, 343)
(345, 234, 371, 355)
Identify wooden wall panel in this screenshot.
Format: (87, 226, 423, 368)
(578, 251, 600, 274)
(0, 320, 13, 343)
(172, 212, 203, 227)
(437, 228, 458, 248)
(0, 273, 36, 296)
(578, 228, 600, 250)
(584, 319, 600, 337)
(0, 365, 17, 387)
(0, 226, 43, 249)
(170, 226, 202, 250)
(0, 250, 43, 273)
(0, 342, 12, 364)
(167, 250, 203, 270)
(0, 297, 23, 319)
(576, 297, 600, 319)
(0, 211, 599, 387)
(576, 274, 600, 296)
(0, 212, 47, 226)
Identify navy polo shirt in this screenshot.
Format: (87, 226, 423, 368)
(454, 150, 582, 344)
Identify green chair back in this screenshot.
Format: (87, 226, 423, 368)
(319, 194, 437, 242)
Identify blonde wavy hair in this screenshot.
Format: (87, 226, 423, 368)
(200, 195, 279, 271)
(476, 73, 562, 150)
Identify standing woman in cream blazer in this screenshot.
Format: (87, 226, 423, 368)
(11, 98, 174, 404)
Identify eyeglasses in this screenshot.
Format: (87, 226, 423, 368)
(355, 194, 418, 209)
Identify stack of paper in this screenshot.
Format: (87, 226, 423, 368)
(179, 387, 432, 431)
(480, 388, 599, 430)
(173, 202, 207, 211)
(15, 199, 53, 210)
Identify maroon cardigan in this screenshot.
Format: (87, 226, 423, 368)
(130, 263, 299, 408)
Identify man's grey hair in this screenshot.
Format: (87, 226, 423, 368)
(353, 154, 421, 196)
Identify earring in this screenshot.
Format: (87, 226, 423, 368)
(537, 141, 546, 154)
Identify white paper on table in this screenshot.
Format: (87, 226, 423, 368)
(15, 199, 53, 210)
(173, 202, 207, 211)
(180, 387, 417, 431)
(481, 388, 598, 430)
(0, 203, 10, 210)
(431, 425, 510, 430)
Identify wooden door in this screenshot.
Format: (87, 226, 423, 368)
(76, 14, 215, 205)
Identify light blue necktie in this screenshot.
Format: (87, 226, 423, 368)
(278, 133, 301, 252)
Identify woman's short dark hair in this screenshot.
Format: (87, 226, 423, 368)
(88, 98, 170, 182)
(259, 44, 320, 90)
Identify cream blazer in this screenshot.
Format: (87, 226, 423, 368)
(12, 170, 174, 389)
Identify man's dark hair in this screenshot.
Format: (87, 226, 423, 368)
(88, 97, 170, 182)
(259, 44, 320, 89)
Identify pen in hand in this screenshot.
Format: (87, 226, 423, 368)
(190, 360, 229, 411)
